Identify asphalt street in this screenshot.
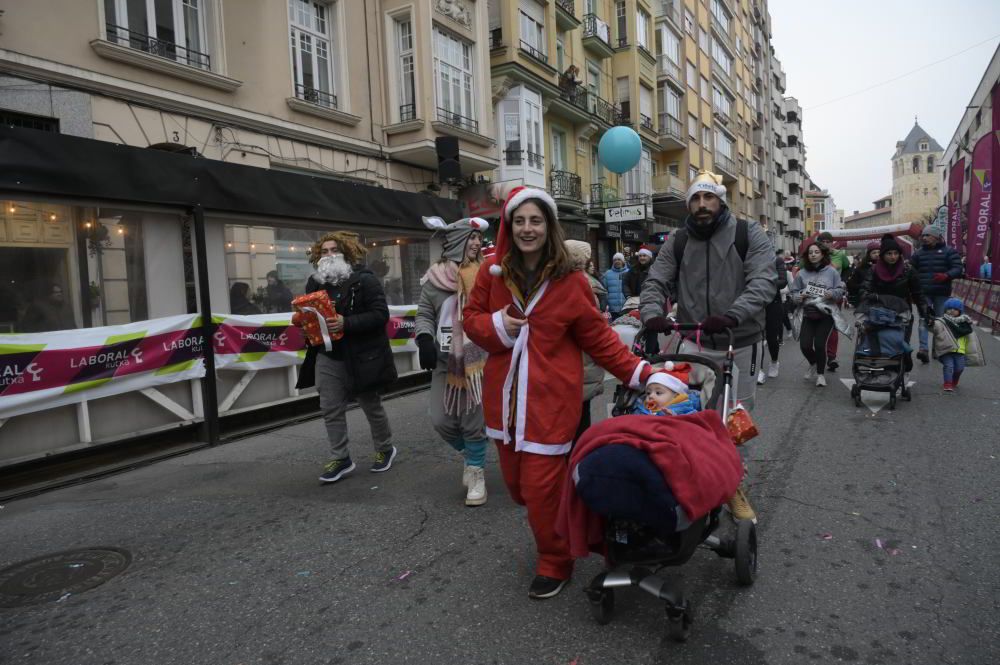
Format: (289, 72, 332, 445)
(1, 326, 999, 665)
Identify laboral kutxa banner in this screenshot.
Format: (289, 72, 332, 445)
(991, 82, 1000, 283)
(213, 306, 418, 370)
(0, 314, 205, 419)
(947, 157, 965, 256)
(965, 132, 992, 279)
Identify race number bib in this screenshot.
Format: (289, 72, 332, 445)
(805, 283, 828, 298)
(438, 326, 453, 353)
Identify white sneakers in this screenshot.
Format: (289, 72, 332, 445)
(767, 362, 780, 379)
(803, 365, 817, 381)
(756, 370, 766, 385)
(464, 466, 487, 507)
(816, 374, 827, 387)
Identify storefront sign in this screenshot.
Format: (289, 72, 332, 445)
(622, 225, 644, 242)
(605, 205, 646, 222)
(0, 314, 205, 419)
(965, 133, 992, 279)
(604, 222, 622, 238)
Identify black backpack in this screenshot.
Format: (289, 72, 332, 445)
(672, 218, 750, 280)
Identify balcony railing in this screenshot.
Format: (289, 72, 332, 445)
(519, 40, 548, 64)
(653, 172, 686, 198)
(105, 23, 211, 69)
(660, 1, 681, 27)
(582, 14, 611, 45)
(558, 76, 590, 111)
(296, 83, 338, 109)
(657, 55, 681, 84)
(399, 103, 416, 122)
(592, 95, 622, 125)
(640, 113, 654, 132)
(504, 149, 522, 166)
(556, 0, 575, 14)
(437, 107, 479, 134)
(716, 153, 737, 177)
(550, 170, 582, 201)
(658, 113, 683, 141)
(590, 183, 619, 207)
(616, 36, 629, 49)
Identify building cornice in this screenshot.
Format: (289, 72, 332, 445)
(89, 39, 242, 92)
(0, 48, 385, 157)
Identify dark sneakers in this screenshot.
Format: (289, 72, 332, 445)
(528, 575, 569, 599)
(917, 350, 930, 364)
(827, 359, 839, 371)
(319, 458, 355, 483)
(370, 446, 397, 473)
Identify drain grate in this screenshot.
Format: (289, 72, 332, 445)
(0, 547, 131, 608)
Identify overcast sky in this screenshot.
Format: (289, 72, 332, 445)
(768, 0, 1000, 215)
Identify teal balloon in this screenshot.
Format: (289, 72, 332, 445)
(598, 126, 642, 174)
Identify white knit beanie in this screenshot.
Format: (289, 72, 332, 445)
(686, 170, 727, 206)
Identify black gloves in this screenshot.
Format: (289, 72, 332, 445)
(701, 315, 737, 334)
(645, 316, 673, 333)
(416, 334, 437, 371)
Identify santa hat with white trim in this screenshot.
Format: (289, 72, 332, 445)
(645, 360, 691, 394)
(488, 186, 559, 277)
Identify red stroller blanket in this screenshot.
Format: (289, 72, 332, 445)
(557, 411, 743, 558)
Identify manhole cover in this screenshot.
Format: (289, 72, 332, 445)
(0, 547, 131, 608)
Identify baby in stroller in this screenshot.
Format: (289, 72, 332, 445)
(556, 330, 758, 641)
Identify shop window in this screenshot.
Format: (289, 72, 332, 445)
(0, 201, 151, 333)
(0, 110, 59, 133)
(222, 223, 432, 309)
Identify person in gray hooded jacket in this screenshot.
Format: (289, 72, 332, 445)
(639, 170, 777, 524)
(415, 216, 490, 507)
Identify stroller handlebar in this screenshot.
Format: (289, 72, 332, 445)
(651, 321, 736, 348)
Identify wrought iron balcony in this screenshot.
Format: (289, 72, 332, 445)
(640, 113, 654, 132)
(617, 36, 629, 49)
(551, 170, 582, 201)
(504, 149, 522, 166)
(556, 0, 575, 15)
(437, 107, 479, 134)
(590, 183, 619, 207)
(591, 96, 621, 125)
(399, 103, 416, 122)
(490, 28, 504, 50)
(296, 83, 337, 109)
(105, 23, 210, 69)
(519, 40, 548, 64)
(558, 77, 590, 111)
(526, 151, 544, 170)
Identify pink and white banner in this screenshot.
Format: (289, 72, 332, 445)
(991, 82, 1000, 283)
(212, 313, 306, 370)
(948, 157, 965, 255)
(0, 314, 206, 419)
(965, 132, 992, 279)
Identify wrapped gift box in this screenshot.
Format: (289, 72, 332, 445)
(726, 404, 758, 446)
(291, 290, 342, 349)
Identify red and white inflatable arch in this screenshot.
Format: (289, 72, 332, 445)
(798, 223, 923, 257)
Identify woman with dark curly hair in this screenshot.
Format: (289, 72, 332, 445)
(789, 242, 845, 387)
(296, 231, 397, 484)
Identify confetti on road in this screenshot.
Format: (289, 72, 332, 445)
(396, 570, 412, 581)
(819, 533, 833, 540)
(296, 571, 312, 577)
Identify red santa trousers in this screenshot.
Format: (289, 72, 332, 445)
(826, 328, 838, 359)
(494, 440, 574, 580)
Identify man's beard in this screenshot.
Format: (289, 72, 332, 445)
(317, 254, 353, 285)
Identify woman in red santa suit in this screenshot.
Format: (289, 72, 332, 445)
(463, 187, 652, 599)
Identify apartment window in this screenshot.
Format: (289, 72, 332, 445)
(688, 113, 698, 139)
(698, 27, 709, 52)
(615, 0, 627, 46)
(662, 86, 680, 119)
(716, 130, 733, 159)
(288, 0, 338, 108)
(105, 0, 210, 69)
(689, 165, 698, 182)
(686, 61, 698, 90)
(711, 0, 730, 33)
(556, 34, 565, 72)
(639, 85, 653, 128)
(499, 86, 543, 183)
(434, 27, 476, 130)
(623, 148, 653, 198)
(684, 9, 695, 35)
(395, 16, 416, 121)
(700, 75, 710, 101)
(661, 27, 680, 64)
(919, 141, 928, 151)
(551, 128, 568, 171)
(519, 0, 546, 60)
(912, 156, 920, 174)
(712, 86, 731, 118)
(637, 9, 650, 49)
(927, 155, 934, 173)
(712, 38, 732, 75)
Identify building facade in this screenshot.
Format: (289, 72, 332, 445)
(843, 195, 893, 231)
(891, 121, 943, 225)
(0, 0, 500, 465)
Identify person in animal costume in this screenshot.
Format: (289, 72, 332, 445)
(463, 186, 653, 600)
(416, 216, 491, 506)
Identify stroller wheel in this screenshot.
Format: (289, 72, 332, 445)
(588, 588, 615, 625)
(734, 520, 758, 586)
(666, 605, 692, 642)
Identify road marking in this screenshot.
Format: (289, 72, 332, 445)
(840, 379, 916, 414)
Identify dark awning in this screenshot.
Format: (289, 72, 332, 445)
(0, 126, 464, 227)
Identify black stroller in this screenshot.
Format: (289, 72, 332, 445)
(579, 324, 758, 642)
(851, 295, 913, 410)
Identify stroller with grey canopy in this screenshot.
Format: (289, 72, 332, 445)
(851, 294, 913, 410)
